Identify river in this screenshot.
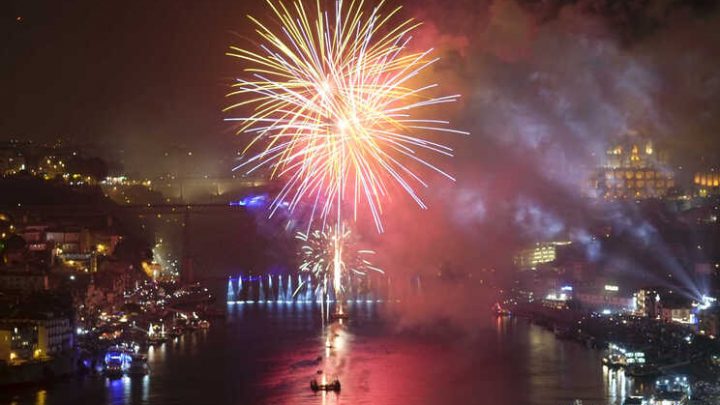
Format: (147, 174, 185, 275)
(1, 301, 642, 405)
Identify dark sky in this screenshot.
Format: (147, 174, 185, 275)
(2, 0, 268, 175)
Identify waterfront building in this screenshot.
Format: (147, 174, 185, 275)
(658, 297, 694, 325)
(635, 288, 700, 325)
(635, 288, 662, 318)
(574, 283, 634, 313)
(0, 323, 38, 363)
(513, 241, 572, 271)
(0, 315, 72, 362)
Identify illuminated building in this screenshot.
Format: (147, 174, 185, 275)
(635, 288, 698, 324)
(602, 343, 646, 368)
(693, 170, 720, 197)
(542, 289, 571, 310)
(0, 324, 37, 363)
(590, 131, 674, 200)
(575, 284, 634, 314)
(0, 317, 72, 362)
(656, 294, 694, 324)
(660, 303, 694, 324)
(16, 223, 120, 272)
(513, 241, 571, 271)
(634, 288, 661, 318)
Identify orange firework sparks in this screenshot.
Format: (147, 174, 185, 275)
(225, 0, 466, 232)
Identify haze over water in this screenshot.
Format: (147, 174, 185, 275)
(2, 302, 637, 405)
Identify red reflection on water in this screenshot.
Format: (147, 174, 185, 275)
(261, 312, 516, 405)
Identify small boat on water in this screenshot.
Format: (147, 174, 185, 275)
(310, 378, 341, 392)
(330, 311, 349, 320)
(128, 353, 150, 376)
(192, 319, 210, 329)
(623, 396, 649, 405)
(492, 303, 511, 317)
(147, 335, 168, 345)
(652, 391, 688, 404)
(168, 327, 183, 338)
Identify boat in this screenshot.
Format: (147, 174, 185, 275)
(104, 346, 132, 377)
(602, 354, 625, 368)
(147, 323, 168, 345)
(128, 353, 150, 376)
(492, 303, 511, 317)
(622, 396, 648, 405)
(652, 391, 688, 404)
(168, 327, 183, 338)
(147, 335, 168, 345)
(330, 312, 350, 320)
(310, 378, 341, 392)
(189, 319, 210, 330)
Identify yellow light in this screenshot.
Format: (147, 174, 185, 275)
(9, 352, 17, 361)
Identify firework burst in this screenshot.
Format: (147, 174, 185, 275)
(294, 224, 383, 298)
(225, 0, 466, 232)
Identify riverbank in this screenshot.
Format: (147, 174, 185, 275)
(504, 303, 720, 403)
(0, 354, 75, 387)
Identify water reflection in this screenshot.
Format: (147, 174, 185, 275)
(105, 376, 128, 404)
(1, 304, 636, 405)
(103, 375, 151, 405)
(603, 365, 630, 404)
(34, 390, 45, 405)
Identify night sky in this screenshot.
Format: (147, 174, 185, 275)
(2, 0, 268, 174)
(3, 1, 720, 277)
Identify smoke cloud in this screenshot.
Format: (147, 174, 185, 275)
(357, 0, 720, 326)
